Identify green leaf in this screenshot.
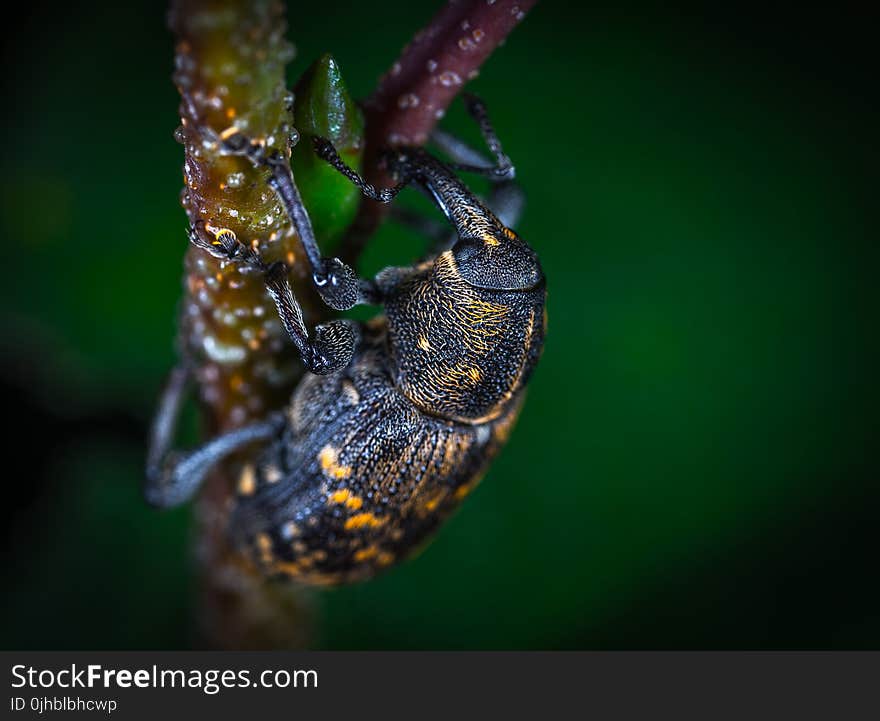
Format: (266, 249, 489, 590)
(292, 54, 365, 249)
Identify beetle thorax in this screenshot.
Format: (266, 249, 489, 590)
(383, 251, 543, 424)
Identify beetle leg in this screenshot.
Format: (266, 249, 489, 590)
(431, 93, 515, 181)
(484, 180, 524, 230)
(390, 137, 523, 248)
(312, 121, 524, 272)
(214, 128, 361, 312)
(189, 222, 359, 374)
(430, 130, 513, 180)
(145, 364, 285, 508)
(429, 98, 524, 229)
(429, 129, 489, 170)
(145, 418, 283, 509)
(312, 137, 412, 203)
(312, 138, 445, 247)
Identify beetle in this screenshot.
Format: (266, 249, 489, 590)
(146, 94, 546, 585)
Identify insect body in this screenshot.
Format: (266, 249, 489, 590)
(147, 95, 546, 584)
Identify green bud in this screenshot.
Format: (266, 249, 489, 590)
(292, 54, 365, 249)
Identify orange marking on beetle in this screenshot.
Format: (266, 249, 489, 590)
(353, 546, 378, 562)
(300, 572, 344, 587)
(344, 513, 384, 531)
(454, 482, 475, 500)
(271, 561, 302, 576)
(483, 233, 500, 246)
(237, 464, 256, 496)
(424, 493, 445, 512)
(319, 445, 352, 480)
(345, 495, 363, 510)
(341, 379, 361, 405)
(377, 551, 395, 566)
(255, 533, 273, 563)
(329, 488, 351, 504)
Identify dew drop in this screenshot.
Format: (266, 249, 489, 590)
(397, 93, 420, 109)
(438, 71, 462, 87)
(225, 171, 245, 189)
(202, 336, 247, 365)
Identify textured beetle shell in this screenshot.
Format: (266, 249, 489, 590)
(381, 249, 545, 423)
(230, 321, 524, 584)
(230, 229, 546, 585)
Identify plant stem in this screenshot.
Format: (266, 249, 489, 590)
(169, 0, 315, 650)
(342, 0, 538, 260)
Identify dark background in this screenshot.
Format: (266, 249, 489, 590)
(1, 2, 876, 649)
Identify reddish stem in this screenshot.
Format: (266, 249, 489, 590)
(344, 0, 538, 259)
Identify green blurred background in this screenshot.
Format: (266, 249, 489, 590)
(2, 2, 876, 649)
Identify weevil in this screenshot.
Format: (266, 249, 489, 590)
(147, 94, 546, 585)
